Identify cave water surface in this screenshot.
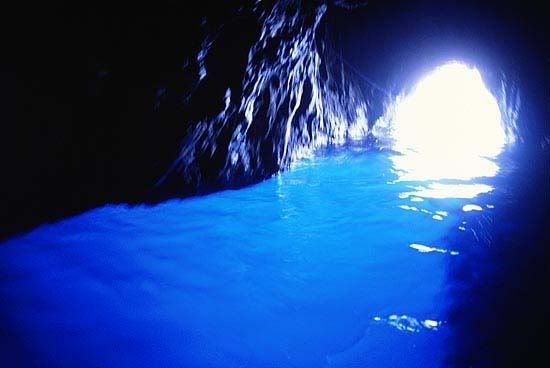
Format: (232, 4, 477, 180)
(0, 144, 517, 367)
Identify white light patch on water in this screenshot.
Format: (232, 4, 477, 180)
(373, 314, 443, 332)
(432, 210, 448, 221)
(400, 183, 494, 199)
(399, 204, 449, 222)
(422, 320, 442, 330)
(377, 62, 509, 183)
(410, 243, 459, 256)
(390, 153, 500, 182)
(462, 204, 483, 212)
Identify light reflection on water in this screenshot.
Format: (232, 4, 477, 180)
(399, 183, 494, 200)
(0, 147, 508, 367)
(390, 153, 500, 182)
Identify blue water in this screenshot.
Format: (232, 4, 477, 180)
(1, 148, 506, 367)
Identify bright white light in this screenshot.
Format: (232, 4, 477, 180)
(391, 62, 504, 157)
(400, 183, 494, 199)
(379, 62, 507, 182)
(462, 204, 483, 212)
(409, 243, 459, 255)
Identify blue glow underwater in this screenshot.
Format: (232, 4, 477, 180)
(0, 141, 519, 367)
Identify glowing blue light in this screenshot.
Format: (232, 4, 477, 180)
(378, 62, 508, 182)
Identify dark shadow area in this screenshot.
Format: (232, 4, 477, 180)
(441, 144, 549, 367)
(5, 3, 259, 238)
